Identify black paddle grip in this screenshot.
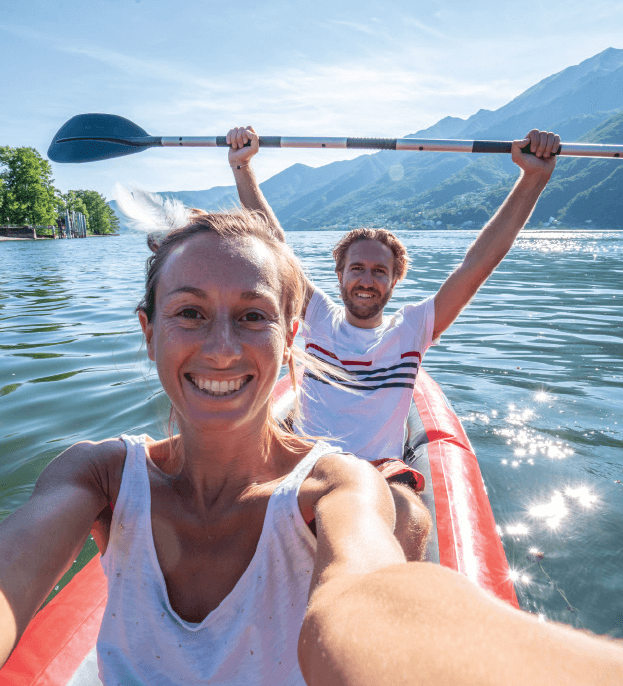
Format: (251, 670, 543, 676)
(215, 136, 282, 147)
(472, 141, 561, 155)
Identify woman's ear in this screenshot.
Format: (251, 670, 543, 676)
(138, 310, 156, 361)
(147, 234, 161, 253)
(283, 319, 299, 365)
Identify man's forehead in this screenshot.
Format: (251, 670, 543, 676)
(345, 239, 393, 265)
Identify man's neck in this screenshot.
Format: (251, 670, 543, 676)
(344, 309, 385, 329)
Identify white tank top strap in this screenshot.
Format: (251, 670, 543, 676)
(277, 439, 340, 493)
(100, 434, 149, 570)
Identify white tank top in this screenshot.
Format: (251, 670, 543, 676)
(97, 434, 336, 686)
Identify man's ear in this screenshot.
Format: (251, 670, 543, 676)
(337, 270, 343, 287)
(138, 310, 155, 361)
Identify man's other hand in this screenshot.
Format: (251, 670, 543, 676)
(512, 129, 561, 178)
(227, 126, 259, 168)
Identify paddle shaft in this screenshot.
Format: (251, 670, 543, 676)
(154, 136, 623, 158)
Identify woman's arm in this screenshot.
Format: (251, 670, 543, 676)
(0, 440, 118, 667)
(298, 454, 623, 686)
(303, 453, 405, 597)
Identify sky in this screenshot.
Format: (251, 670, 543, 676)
(1, 0, 622, 200)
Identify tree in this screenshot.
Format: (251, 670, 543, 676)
(60, 190, 90, 224)
(71, 190, 119, 234)
(0, 147, 57, 225)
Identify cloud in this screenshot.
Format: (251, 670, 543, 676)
(166, 61, 519, 141)
(401, 16, 450, 40)
(58, 44, 224, 92)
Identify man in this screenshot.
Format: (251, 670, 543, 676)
(226, 125, 560, 558)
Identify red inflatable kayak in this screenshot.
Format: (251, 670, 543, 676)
(1, 369, 517, 685)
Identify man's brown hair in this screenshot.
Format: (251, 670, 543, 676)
(332, 228, 409, 281)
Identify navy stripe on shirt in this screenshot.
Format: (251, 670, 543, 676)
(304, 369, 417, 392)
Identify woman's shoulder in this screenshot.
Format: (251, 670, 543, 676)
(299, 450, 380, 519)
(37, 436, 132, 503)
(58, 436, 128, 469)
(312, 450, 378, 486)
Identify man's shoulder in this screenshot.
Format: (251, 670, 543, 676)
(305, 288, 343, 326)
(394, 297, 434, 327)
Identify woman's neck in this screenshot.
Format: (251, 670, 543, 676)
(153, 417, 304, 510)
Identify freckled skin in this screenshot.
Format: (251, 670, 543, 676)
(141, 233, 288, 437)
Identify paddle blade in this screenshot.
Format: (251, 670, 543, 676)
(48, 113, 160, 163)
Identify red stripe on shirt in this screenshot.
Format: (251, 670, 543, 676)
(401, 351, 421, 360)
(305, 343, 373, 366)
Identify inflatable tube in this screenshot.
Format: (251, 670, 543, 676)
(1, 369, 516, 685)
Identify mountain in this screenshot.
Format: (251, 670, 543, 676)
(110, 48, 623, 231)
(379, 108, 623, 231)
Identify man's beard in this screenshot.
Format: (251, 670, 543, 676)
(340, 285, 393, 321)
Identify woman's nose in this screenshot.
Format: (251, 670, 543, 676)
(201, 316, 242, 365)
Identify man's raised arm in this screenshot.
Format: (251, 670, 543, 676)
(433, 129, 560, 340)
(227, 125, 284, 239)
(227, 125, 315, 313)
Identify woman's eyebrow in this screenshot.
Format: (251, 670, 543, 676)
(164, 286, 276, 302)
(165, 286, 206, 298)
(240, 288, 276, 301)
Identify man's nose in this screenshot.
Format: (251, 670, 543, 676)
(358, 270, 374, 287)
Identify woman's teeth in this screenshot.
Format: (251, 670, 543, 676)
(189, 375, 248, 396)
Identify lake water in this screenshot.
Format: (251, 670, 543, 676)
(1, 230, 622, 638)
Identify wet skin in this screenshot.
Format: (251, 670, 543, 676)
(337, 239, 398, 329)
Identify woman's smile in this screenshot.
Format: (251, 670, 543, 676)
(186, 372, 253, 397)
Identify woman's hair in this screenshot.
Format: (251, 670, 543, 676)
(333, 228, 409, 282)
(137, 208, 353, 449)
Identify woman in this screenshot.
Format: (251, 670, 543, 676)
(0, 207, 405, 684)
(1, 174, 621, 686)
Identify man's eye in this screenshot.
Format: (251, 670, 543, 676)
(179, 308, 201, 319)
(241, 312, 265, 322)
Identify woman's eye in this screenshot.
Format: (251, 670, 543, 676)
(241, 312, 265, 322)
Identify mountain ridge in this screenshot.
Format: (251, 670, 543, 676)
(111, 48, 623, 231)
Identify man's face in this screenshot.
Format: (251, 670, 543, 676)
(337, 239, 398, 328)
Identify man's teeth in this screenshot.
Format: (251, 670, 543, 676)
(356, 292, 374, 298)
(190, 375, 248, 396)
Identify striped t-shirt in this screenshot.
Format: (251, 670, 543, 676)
(298, 288, 436, 461)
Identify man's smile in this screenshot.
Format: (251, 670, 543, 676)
(353, 290, 379, 300)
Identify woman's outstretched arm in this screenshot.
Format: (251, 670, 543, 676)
(0, 440, 117, 667)
(300, 540, 623, 686)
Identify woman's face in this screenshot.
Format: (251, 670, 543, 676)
(139, 232, 294, 435)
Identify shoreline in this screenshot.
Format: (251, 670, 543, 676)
(0, 235, 120, 242)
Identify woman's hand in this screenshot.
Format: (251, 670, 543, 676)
(227, 125, 259, 169)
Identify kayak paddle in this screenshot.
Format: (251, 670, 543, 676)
(48, 113, 623, 163)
